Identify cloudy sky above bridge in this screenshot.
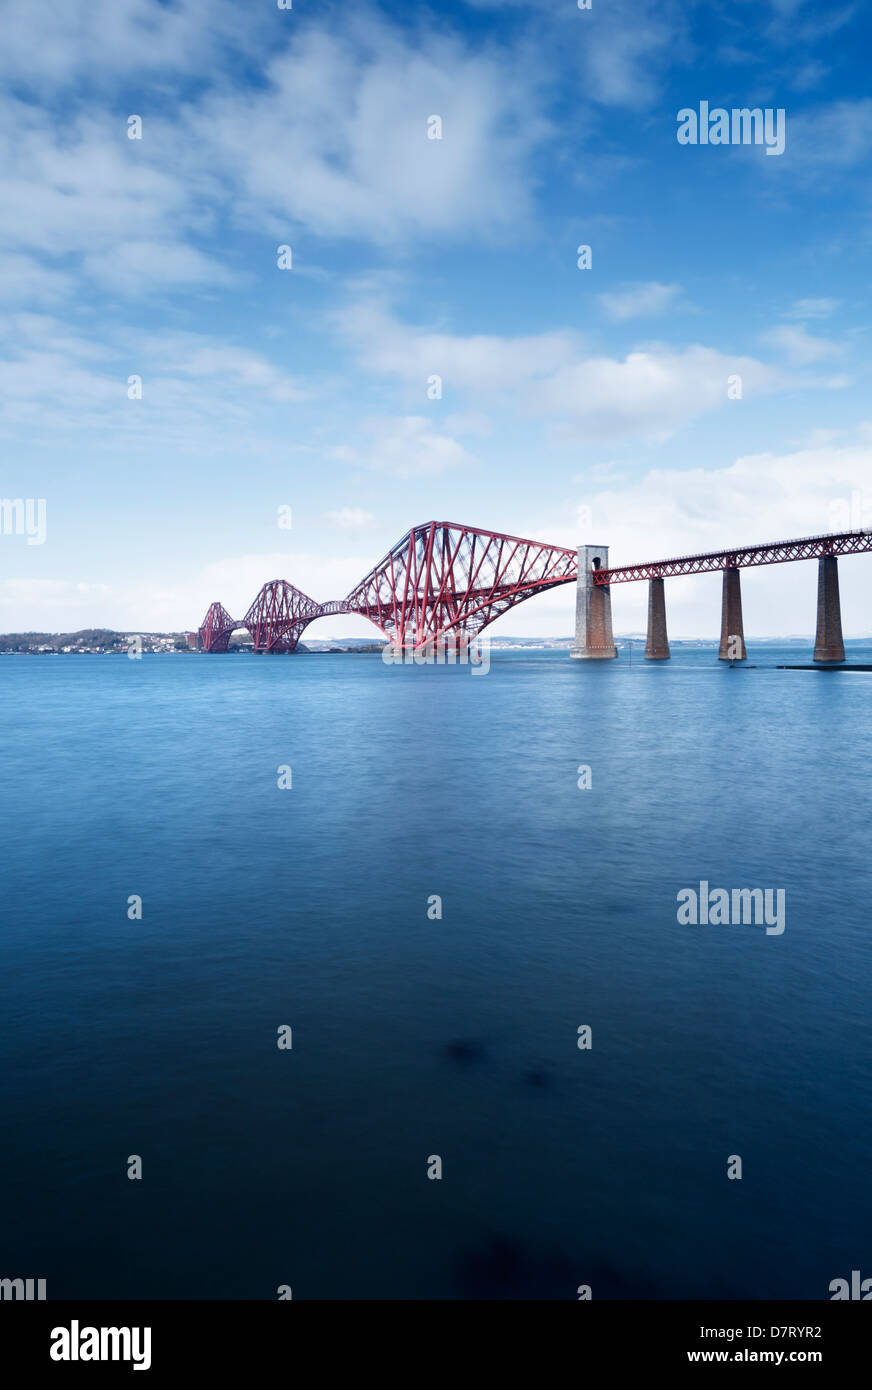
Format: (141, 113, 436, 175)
(2, 0, 872, 637)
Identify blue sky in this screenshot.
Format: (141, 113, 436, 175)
(2, 0, 871, 638)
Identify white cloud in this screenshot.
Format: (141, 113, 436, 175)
(333, 416, 477, 478)
(588, 443, 872, 562)
(145, 336, 309, 403)
(0, 318, 122, 433)
(83, 241, 236, 293)
(759, 323, 842, 365)
(0, 7, 553, 306)
(579, 4, 682, 108)
(598, 281, 686, 321)
(196, 551, 374, 614)
(443, 0, 690, 108)
(592, 442, 872, 636)
(0, 578, 116, 632)
(182, 17, 550, 246)
(326, 508, 377, 530)
(0, 549, 375, 634)
(533, 346, 787, 441)
(784, 297, 840, 319)
(0, 317, 311, 442)
(337, 300, 797, 443)
(785, 99, 872, 174)
(789, 60, 830, 92)
(336, 298, 577, 393)
(511, 437, 872, 637)
(0, 0, 265, 89)
(0, 253, 75, 305)
(0, 100, 217, 293)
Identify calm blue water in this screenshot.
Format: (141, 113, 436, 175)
(1, 647, 870, 1300)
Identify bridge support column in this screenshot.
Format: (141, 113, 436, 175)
(644, 577, 670, 659)
(813, 555, 846, 663)
(718, 568, 747, 661)
(571, 544, 617, 659)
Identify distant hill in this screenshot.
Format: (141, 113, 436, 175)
(0, 629, 190, 653)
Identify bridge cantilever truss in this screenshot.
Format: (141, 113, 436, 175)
(197, 583, 353, 653)
(196, 522, 872, 654)
(197, 521, 577, 651)
(343, 521, 577, 646)
(241, 581, 352, 653)
(198, 602, 237, 653)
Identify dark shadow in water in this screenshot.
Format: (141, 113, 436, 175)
(442, 1038, 487, 1065)
(454, 1232, 751, 1299)
(598, 899, 635, 917)
(454, 1233, 663, 1300)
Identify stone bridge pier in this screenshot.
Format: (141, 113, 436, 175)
(644, 577, 670, 659)
(571, 545, 617, 659)
(718, 567, 747, 661)
(813, 555, 845, 662)
(568, 533, 859, 666)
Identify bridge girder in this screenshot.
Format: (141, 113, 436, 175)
(343, 521, 578, 647)
(596, 530, 872, 584)
(196, 522, 578, 652)
(196, 524, 872, 653)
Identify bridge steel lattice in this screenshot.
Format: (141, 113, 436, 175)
(343, 521, 577, 647)
(241, 581, 352, 653)
(594, 530, 872, 585)
(196, 522, 871, 665)
(198, 602, 237, 653)
(197, 522, 578, 652)
(197, 585, 352, 653)
(578, 529, 872, 664)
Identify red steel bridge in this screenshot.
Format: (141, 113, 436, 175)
(198, 521, 578, 652)
(594, 530, 872, 583)
(196, 521, 872, 661)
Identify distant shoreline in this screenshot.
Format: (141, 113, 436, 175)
(4, 636, 871, 657)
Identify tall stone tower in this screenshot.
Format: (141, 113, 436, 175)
(571, 544, 617, 659)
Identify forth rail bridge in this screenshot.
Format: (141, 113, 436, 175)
(197, 522, 872, 663)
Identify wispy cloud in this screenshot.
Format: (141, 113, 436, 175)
(331, 416, 478, 478)
(336, 298, 806, 444)
(784, 98, 872, 176)
(326, 507, 376, 530)
(784, 298, 840, 319)
(598, 282, 687, 322)
(178, 15, 551, 247)
(0, 0, 268, 90)
(760, 323, 843, 365)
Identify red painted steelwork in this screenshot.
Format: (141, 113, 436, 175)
(342, 521, 578, 647)
(241, 580, 342, 653)
(198, 522, 577, 651)
(197, 588, 354, 652)
(595, 530, 872, 585)
(198, 602, 236, 652)
(196, 524, 872, 651)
